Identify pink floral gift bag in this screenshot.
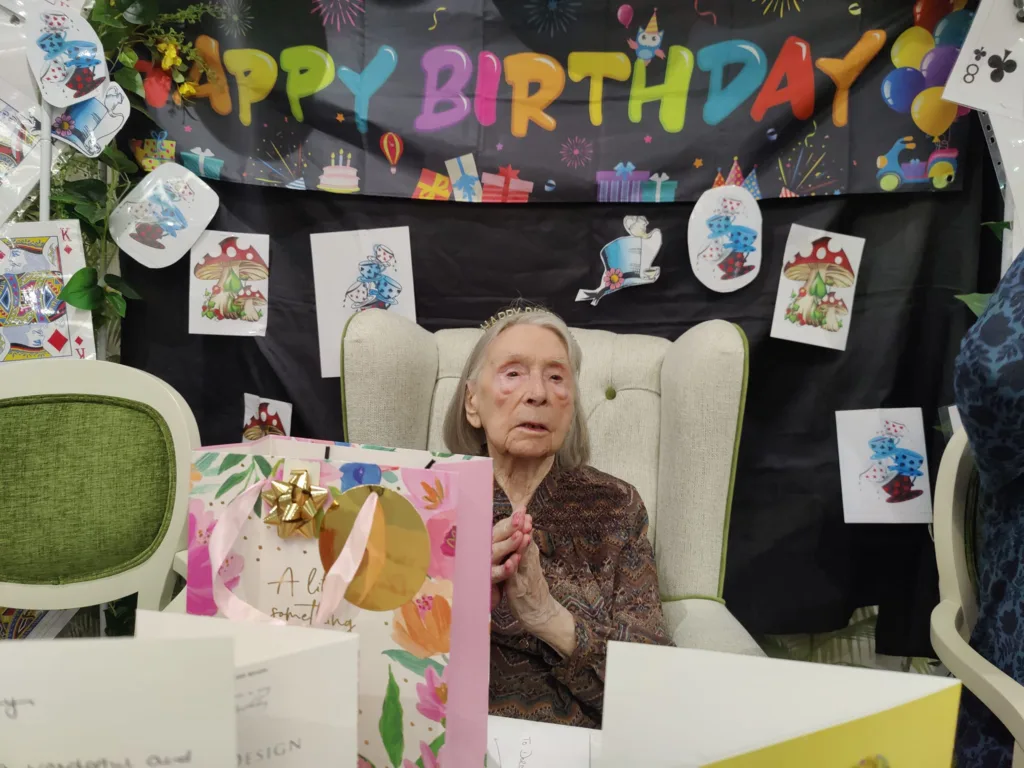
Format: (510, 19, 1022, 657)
(186, 437, 491, 768)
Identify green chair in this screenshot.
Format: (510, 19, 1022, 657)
(0, 359, 199, 612)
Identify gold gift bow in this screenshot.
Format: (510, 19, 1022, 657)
(261, 469, 338, 539)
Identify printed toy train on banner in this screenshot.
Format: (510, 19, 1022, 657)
(135, 0, 973, 203)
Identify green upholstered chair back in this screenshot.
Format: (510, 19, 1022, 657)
(0, 360, 198, 611)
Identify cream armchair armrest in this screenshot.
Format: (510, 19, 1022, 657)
(663, 598, 764, 656)
(932, 600, 1024, 748)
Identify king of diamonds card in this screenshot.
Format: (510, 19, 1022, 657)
(0, 220, 95, 363)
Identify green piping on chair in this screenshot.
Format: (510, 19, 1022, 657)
(0, 394, 176, 585)
(339, 311, 362, 443)
(717, 323, 749, 599)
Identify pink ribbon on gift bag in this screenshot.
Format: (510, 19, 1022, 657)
(207, 477, 378, 627)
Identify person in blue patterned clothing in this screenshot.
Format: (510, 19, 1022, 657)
(953, 252, 1024, 767)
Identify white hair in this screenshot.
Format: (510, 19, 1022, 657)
(442, 307, 590, 469)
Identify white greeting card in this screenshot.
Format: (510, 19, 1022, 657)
(188, 231, 271, 337)
(599, 643, 960, 768)
(311, 226, 417, 378)
(770, 224, 865, 351)
(135, 610, 360, 768)
(243, 392, 293, 439)
(835, 408, 933, 524)
(486, 716, 594, 767)
(0, 636, 237, 764)
(0, 219, 96, 363)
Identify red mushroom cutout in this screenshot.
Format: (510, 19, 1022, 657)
(237, 285, 267, 322)
(243, 401, 286, 441)
(195, 236, 269, 319)
(782, 236, 855, 327)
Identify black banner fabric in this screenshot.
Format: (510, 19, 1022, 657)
(120, 119, 994, 653)
(139, 0, 974, 203)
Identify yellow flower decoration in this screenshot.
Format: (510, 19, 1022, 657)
(178, 82, 197, 99)
(157, 42, 182, 70)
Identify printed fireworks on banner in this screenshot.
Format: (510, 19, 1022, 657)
(312, 0, 365, 30)
(775, 121, 847, 197)
(241, 126, 313, 190)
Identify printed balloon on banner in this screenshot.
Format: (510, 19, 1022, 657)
(617, 4, 634, 27)
(881, 67, 926, 113)
(932, 9, 973, 49)
(890, 26, 935, 70)
(920, 45, 959, 89)
(379, 132, 404, 175)
(911, 86, 958, 138)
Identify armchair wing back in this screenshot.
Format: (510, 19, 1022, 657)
(342, 310, 762, 655)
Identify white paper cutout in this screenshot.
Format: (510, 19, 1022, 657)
(243, 393, 293, 440)
(688, 185, 762, 293)
(944, 0, 1024, 120)
(575, 215, 662, 305)
(836, 408, 933, 524)
(50, 81, 128, 158)
(187, 231, 269, 337)
(769, 224, 865, 351)
(24, 4, 109, 108)
(311, 226, 417, 378)
(0, 78, 44, 223)
(110, 162, 219, 268)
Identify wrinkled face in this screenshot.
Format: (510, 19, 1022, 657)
(466, 324, 575, 461)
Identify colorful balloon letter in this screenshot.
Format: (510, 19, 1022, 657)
(280, 45, 336, 123)
(697, 40, 767, 126)
(505, 53, 566, 137)
(223, 49, 278, 127)
(415, 45, 473, 131)
(567, 52, 631, 126)
(628, 45, 694, 133)
(750, 36, 815, 122)
(337, 45, 399, 133)
(816, 30, 886, 126)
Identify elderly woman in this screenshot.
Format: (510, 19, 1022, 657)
(443, 307, 672, 728)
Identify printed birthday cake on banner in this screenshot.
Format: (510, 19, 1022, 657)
(318, 151, 359, 194)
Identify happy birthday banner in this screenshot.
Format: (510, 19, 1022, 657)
(138, 0, 973, 203)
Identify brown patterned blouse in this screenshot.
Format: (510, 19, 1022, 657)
(488, 465, 673, 728)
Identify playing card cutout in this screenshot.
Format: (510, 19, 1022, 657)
(0, 219, 95, 363)
(836, 408, 932, 524)
(24, 5, 108, 108)
(243, 394, 293, 440)
(51, 82, 128, 158)
(770, 224, 865, 351)
(188, 232, 270, 337)
(311, 226, 417, 378)
(944, 0, 1024, 120)
(575, 215, 661, 306)
(688, 186, 762, 293)
(0, 79, 44, 224)
(110, 162, 219, 268)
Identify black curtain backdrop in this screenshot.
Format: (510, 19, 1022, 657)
(120, 119, 998, 655)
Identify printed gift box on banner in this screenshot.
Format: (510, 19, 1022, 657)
(596, 162, 651, 203)
(444, 153, 483, 202)
(481, 166, 534, 203)
(641, 173, 677, 203)
(181, 147, 224, 180)
(130, 130, 175, 172)
(412, 169, 451, 200)
(187, 435, 490, 768)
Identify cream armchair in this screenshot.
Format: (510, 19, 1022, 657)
(341, 310, 762, 655)
(932, 430, 1024, 764)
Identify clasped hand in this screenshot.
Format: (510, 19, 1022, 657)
(491, 508, 559, 631)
